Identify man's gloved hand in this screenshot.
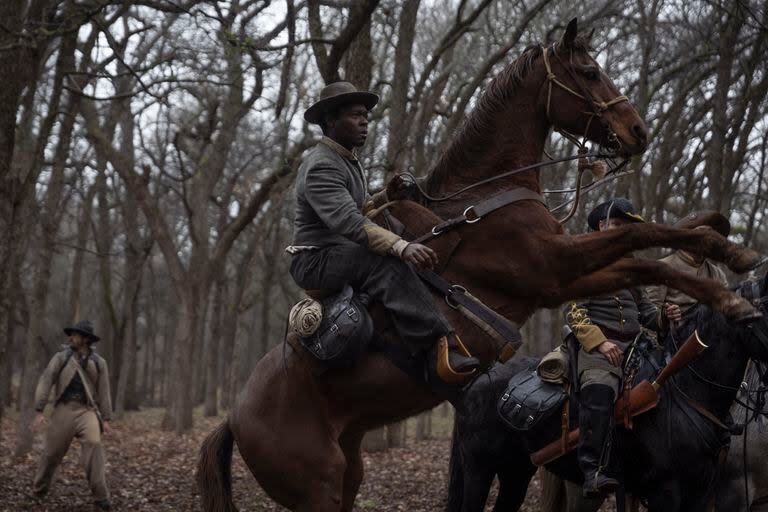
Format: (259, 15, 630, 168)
(402, 243, 438, 271)
(596, 340, 623, 367)
(386, 174, 414, 201)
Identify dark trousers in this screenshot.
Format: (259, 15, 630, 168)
(290, 243, 450, 350)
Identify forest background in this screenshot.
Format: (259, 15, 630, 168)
(0, 1, 766, 506)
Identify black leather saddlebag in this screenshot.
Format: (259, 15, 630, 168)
(497, 370, 567, 431)
(300, 285, 373, 368)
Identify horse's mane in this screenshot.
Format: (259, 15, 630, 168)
(425, 35, 593, 194)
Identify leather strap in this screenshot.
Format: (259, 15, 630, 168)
(686, 396, 734, 433)
(72, 359, 105, 431)
(413, 188, 546, 244)
(418, 270, 523, 357)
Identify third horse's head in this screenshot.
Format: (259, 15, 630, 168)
(541, 18, 648, 156)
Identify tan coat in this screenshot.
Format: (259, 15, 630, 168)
(34, 349, 112, 421)
(646, 251, 728, 315)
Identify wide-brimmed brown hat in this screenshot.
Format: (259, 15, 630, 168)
(674, 210, 730, 237)
(304, 81, 379, 125)
(63, 320, 100, 343)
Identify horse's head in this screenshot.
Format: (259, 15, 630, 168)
(542, 18, 647, 156)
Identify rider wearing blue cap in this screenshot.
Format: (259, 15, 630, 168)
(566, 198, 661, 497)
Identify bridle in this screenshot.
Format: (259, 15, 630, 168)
(540, 44, 630, 152)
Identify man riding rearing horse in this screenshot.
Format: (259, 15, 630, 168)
(286, 81, 479, 385)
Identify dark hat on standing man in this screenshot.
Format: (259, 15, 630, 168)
(673, 210, 731, 238)
(587, 197, 645, 231)
(303, 81, 379, 125)
(63, 320, 100, 343)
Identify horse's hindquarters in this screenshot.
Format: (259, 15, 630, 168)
(229, 342, 440, 509)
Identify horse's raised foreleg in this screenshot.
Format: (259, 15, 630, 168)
(548, 224, 763, 282)
(545, 257, 756, 321)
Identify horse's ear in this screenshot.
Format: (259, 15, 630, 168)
(587, 27, 595, 45)
(561, 18, 578, 48)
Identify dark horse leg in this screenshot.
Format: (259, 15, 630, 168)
(339, 430, 364, 512)
(493, 463, 536, 511)
(545, 257, 756, 321)
(547, 223, 763, 280)
(643, 480, 682, 512)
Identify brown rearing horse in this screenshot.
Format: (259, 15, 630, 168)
(198, 19, 763, 512)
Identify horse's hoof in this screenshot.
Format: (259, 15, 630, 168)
(734, 309, 763, 325)
(728, 249, 767, 274)
(724, 296, 762, 324)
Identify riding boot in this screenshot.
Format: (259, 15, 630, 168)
(578, 384, 619, 498)
(430, 333, 479, 385)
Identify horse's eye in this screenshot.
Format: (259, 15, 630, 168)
(583, 68, 599, 81)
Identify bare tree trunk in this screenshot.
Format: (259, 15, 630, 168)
(415, 411, 430, 440)
(114, 287, 140, 417)
(362, 428, 388, 452)
(160, 306, 175, 407)
(194, 296, 212, 407)
(124, 314, 141, 410)
(68, 186, 96, 321)
(219, 301, 238, 411)
(705, 2, 741, 211)
(0, 0, 28, 435)
(384, 0, 420, 179)
(162, 290, 201, 432)
(94, 167, 116, 375)
(204, 279, 225, 417)
(344, 19, 373, 89)
(142, 301, 155, 406)
(387, 421, 407, 448)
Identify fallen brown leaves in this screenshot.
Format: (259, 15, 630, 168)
(0, 409, 616, 511)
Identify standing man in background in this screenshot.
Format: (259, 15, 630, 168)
(32, 320, 113, 510)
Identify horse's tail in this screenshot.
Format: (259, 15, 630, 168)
(197, 420, 237, 512)
(446, 413, 464, 512)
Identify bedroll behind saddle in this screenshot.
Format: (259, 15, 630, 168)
(294, 285, 373, 368)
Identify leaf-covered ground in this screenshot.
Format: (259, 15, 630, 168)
(0, 409, 616, 511)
